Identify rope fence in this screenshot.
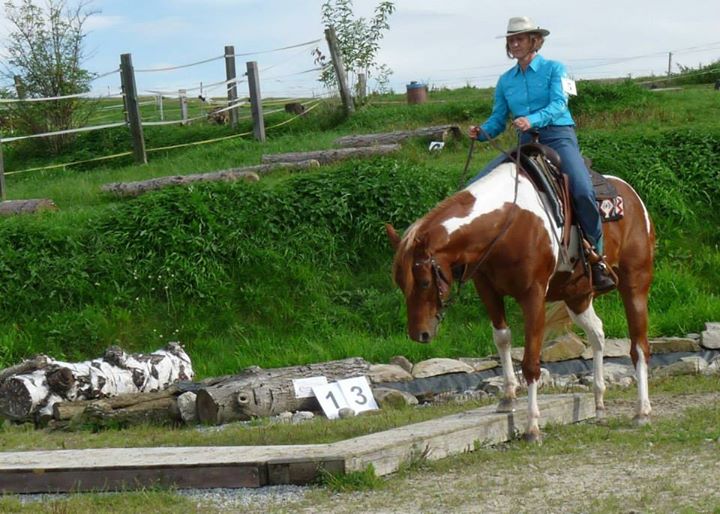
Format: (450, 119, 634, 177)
(0, 30, 716, 199)
(0, 35, 344, 194)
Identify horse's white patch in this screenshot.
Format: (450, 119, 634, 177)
(441, 163, 559, 260)
(636, 345, 651, 417)
(567, 302, 606, 410)
(605, 175, 652, 235)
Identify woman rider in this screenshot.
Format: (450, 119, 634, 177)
(469, 16, 615, 293)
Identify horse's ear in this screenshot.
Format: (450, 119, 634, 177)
(385, 224, 401, 250)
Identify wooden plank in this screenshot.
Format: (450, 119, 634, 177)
(0, 394, 593, 493)
(0, 463, 266, 493)
(266, 457, 345, 485)
(334, 394, 594, 475)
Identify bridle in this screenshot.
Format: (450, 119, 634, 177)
(413, 255, 453, 322)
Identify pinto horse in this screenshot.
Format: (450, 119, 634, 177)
(386, 159, 655, 441)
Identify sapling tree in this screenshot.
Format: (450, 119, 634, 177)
(318, 0, 395, 94)
(1, 0, 97, 153)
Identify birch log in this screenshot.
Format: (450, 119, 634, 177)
(100, 160, 319, 197)
(0, 343, 193, 423)
(260, 145, 400, 165)
(195, 357, 371, 424)
(333, 125, 461, 148)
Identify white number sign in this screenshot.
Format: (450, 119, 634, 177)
(292, 376, 328, 398)
(337, 376, 378, 414)
(312, 382, 348, 420)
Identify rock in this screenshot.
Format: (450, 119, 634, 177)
(510, 348, 525, 362)
(700, 329, 720, 350)
(541, 333, 586, 362)
(338, 407, 356, 419)
(459, 358, 499, 372)
(705, 322, 720, 331)
(601, 362, 636, 385)
(276, 411, 293, 423)
(177, 392, 197, 424)
(581, 338, 631, 359)
(291, 411, 314, 423)
(649, 337, 701, 353)
(389, 355, 413, 374)
(411, 358, 474, 378)
(368, 364, 413, 383)
(653, 357, 707, 378)
(704, 355, 720, 375)
(372, 387, 418, 408)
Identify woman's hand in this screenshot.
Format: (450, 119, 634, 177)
(468, 125, 480, 139)
(512, 117, 532, 132)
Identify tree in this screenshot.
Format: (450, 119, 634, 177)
(2, 0, 97, 153)
(319, 0, 395, 94)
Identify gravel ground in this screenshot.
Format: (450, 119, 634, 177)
(195, 391, 720, 514)
(12, 392, 720, 513)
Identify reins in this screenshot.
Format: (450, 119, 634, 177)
(432, 127, 525, 315)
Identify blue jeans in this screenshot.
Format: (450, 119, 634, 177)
(468, 125, 603, 251)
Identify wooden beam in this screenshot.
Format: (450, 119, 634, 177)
(0, 199, 58, 216)
(0, 394, 594, 493)
(100, 160, 319, 197)
(334, 125, 461, 148)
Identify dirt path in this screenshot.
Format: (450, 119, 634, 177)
(262, 392, 720, 514)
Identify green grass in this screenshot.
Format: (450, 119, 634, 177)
(0, 82, 718, 376)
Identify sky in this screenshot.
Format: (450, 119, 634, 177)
(2, 0, 720, 99)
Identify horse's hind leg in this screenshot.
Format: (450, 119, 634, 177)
(618, 277, 652, 425)
(474, 277, 518, 412)
(566, 297, 607, 420)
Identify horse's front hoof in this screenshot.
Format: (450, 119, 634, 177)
(524, 430, 542, 444)
(595, 407, 608, 425)
(633, 414, 651, 427)
(496, 398, 516, 413)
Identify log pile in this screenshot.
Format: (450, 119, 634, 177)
(0, 343, 193, 425)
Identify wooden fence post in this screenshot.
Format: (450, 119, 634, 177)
(119, 53, 147, 165)
(0, 140, 6, 201)
(156, 94, 164, 121)
(246, 61, 265, 142)
(179, 89, 188, 125)
(324, 26, 355, 116)
(225, 45, 239, 128)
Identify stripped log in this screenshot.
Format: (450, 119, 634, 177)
(100, 160, 320, 197)
(333, 125, 462, 148)
(260, 145, 400, 165)
(0, 199, 58, 216)
(0, 343, 193, 423)
(52, 387, 180, 421)
(195, 357, 371, 424)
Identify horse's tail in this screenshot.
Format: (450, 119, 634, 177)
(543, 301, 573, 344)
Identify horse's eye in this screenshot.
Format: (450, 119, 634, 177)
(418, 279, 431, 289)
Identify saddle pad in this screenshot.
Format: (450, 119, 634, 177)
(589, 169, 623, 222)
(597, 196, 624, 222)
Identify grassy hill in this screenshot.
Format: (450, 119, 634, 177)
(1, 81, 719, 377)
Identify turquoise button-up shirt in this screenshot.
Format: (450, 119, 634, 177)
(479, 54, 575, 140)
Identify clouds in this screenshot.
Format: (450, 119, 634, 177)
(45, 0, 720, 96)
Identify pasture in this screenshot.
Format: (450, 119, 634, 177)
(0, 80, 719, 512)
(0, 81, 718, 377)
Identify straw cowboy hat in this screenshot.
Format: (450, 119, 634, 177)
(497, 16, 550, 38)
